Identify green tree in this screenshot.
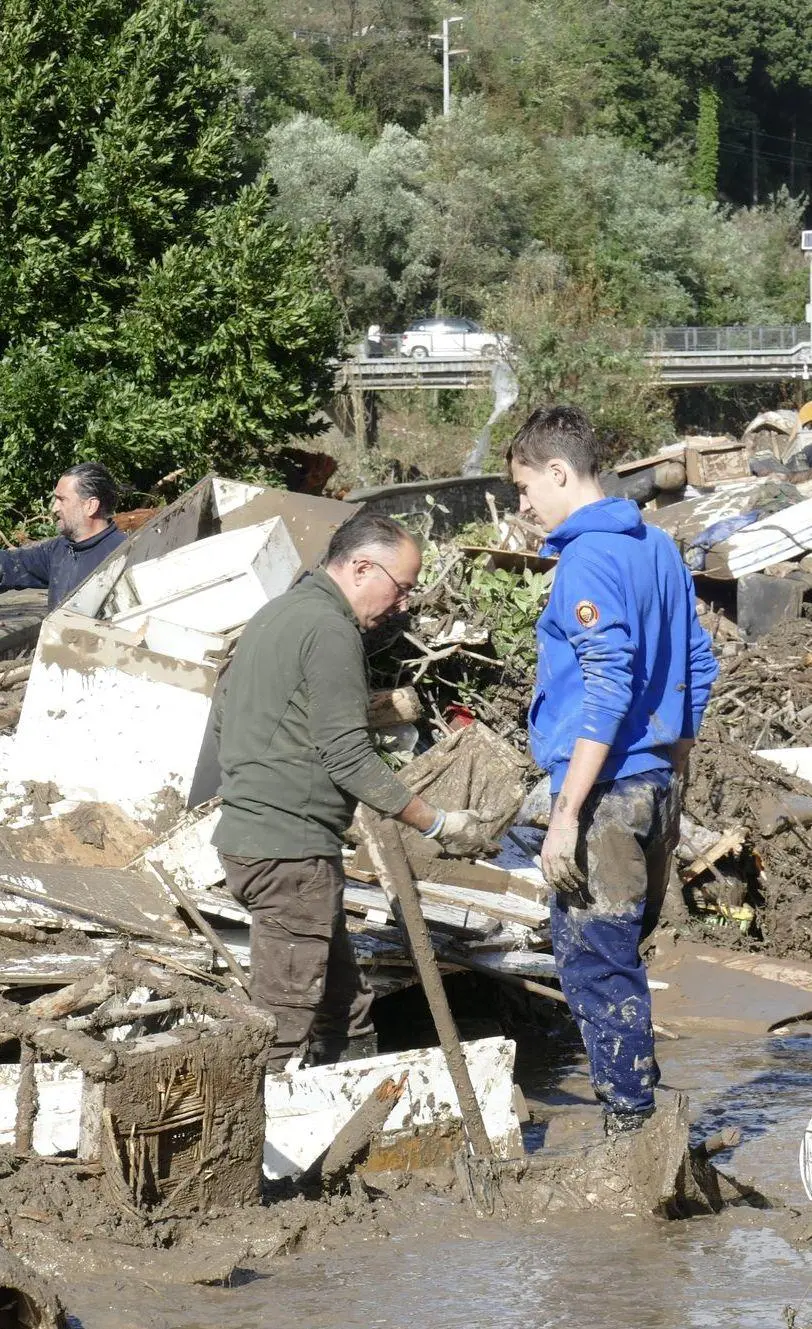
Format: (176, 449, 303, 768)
(0, 0, 339, 518)
(266, 115, 432, 328)
(694, 86, 721, 197)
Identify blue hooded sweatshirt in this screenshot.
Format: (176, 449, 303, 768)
(529, 496, 719, 793)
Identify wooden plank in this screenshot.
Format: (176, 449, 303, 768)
(0, 858, 187, 941)
(683, 826, 747, 882)
(416, 880, 549, 930)
(368, 687, 422, 728)
(187, 884, 249, 924)
(344, 884, 499, 939)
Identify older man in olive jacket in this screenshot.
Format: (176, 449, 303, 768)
(214, 511, 492, 1068)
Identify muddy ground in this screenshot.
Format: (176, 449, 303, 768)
(7, 1015, 810, 1329)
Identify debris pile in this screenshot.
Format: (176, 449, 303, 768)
(354, 403, 812, 959)
(0, 471, 559, 1276)
(0, 441, 804, 1290)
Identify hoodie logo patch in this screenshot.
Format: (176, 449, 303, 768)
(575, 600, 599, 628)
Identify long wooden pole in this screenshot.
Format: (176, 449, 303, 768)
(150, 863, 251, 996)
(357, 810, 493, 1158)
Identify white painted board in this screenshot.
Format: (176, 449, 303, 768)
(12, 649, 216, 803)
(756, 747, 812, 782)
(263, 1035, 522, 1179)
(144, 808, 224, 893)
(0, 1063, 83, 1155)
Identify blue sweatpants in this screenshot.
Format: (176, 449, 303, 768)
(549, 770, 680, 1117)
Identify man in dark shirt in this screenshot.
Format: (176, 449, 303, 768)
(0, 462, 127, 609)
(214, 511, 494, 1068)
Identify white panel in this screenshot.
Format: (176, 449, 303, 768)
(0, 1064, 83, 1155)
(263, 1036, 521, 1179)
(128, 517, 298, 605)
(12, 659, 214, 802)
(756, 747, 812, 782)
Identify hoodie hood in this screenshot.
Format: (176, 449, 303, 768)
(541, 497, 643, 555)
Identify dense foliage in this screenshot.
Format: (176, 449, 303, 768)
(0, 0, 339, 520)
(1, 0, 811, 509)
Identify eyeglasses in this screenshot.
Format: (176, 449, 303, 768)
(367, 560, 415, 600)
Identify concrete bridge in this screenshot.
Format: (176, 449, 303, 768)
(337, 324, 812, 390)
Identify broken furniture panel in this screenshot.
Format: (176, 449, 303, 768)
(11, 611, 229, 804)
(684, 438, 750, 487)
(263, 1036, 522, 1179)
(13, 477, 360, 806)
(96, 1019, 271, 1215)
(0, 859, 188, 940)
(0, 957, 276, 1220)
(116, 517, 300, 635)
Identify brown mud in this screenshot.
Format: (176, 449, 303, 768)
(684, 720, 812, 959)
(8, 1020, 808, 1329)
(0, 804, 151, 870)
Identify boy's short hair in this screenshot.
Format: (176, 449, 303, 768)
(506, 405, 601, 477)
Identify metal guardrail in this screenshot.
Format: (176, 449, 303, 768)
(338, 326, 812, 390)
(645, 325, 809, 355)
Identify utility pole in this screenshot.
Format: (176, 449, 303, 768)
(431, 16, 465, 116)
(802, 231, 812, 372)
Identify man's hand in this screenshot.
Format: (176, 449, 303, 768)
(434, 809, 499, 858)
(541, 819, 586, 895)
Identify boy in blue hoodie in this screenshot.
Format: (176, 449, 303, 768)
(508, 405, 718, 1137)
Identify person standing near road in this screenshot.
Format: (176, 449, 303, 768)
(508, 405, 718, 1137)
(0, 463, 126, 609)
(213, 511, 494, 1069)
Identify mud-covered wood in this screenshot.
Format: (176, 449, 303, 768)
(358, 811, 493, 1159)
(301, 1073, 407, 1188)
(0, 997, 117, 1079)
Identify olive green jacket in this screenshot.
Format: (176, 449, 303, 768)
(213, 568, 412, 859)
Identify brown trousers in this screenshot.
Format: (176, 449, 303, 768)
(220, 854, 374, 1068)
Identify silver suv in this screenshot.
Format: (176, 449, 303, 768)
(399, 317, 511, 359)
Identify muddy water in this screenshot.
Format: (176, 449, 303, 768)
(62, 1031, 812, 1329)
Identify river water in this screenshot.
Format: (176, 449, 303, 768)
(62, 1030, 812, 1329)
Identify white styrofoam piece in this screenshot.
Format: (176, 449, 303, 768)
(12, 651, 215, 802)
(128, 517, 298, 606)
(263, 1035, 522, 1179)
(756, 747, 812, 782)
(0, 1063, 83, 1155)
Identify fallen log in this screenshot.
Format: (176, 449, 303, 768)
(300, 1072, 408, 1189)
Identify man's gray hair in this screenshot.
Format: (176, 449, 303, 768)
(326, 512, 414, 565)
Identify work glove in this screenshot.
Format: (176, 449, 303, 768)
(540, 822, 586, 896)
(426, 808, 499, 858)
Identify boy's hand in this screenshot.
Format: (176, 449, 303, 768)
(541, 819, 585, 894)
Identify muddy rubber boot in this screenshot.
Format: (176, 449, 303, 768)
(307, 1032, 379, 1066)
(603, 1105, 656, 1140)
